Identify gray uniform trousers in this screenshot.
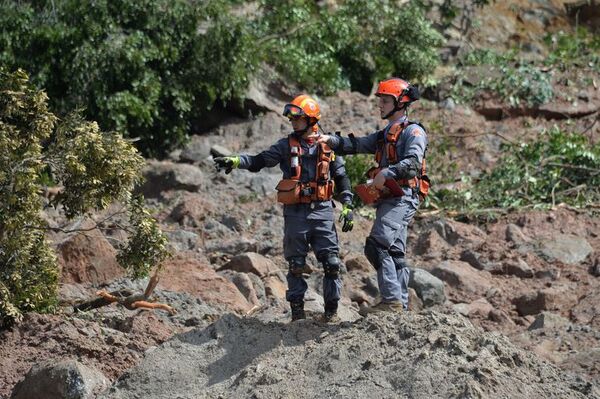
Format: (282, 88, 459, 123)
(369, 195, 419, 309)
(283, 213, 342, 306)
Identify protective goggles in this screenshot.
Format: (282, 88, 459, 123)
(282, 104, 305, 119)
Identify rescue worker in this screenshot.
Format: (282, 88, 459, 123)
(318, 78, 429, 313)
(214, 94, 354, 322)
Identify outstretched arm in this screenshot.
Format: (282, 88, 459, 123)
(319, 131, 380, 155)
(215, 139, 286, 174)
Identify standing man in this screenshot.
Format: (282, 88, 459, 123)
(319, 78, 429, 313)
(214, 94, 354, 322)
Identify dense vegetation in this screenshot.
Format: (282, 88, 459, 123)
(0, 69, 169, 327)
(0, 0, 444, 156)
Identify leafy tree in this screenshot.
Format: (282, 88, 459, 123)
(0, 0, 444, 155)
(0, 0, 259, 157)
(0, 69, 169, 327)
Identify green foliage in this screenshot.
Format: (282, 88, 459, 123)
(117, 197, 170, 279)
(452, 51, 554, 107)
(48, 114, 145, 218)
(491, 65, 554, 107)
(0, 69, 59, 326)
(0, 69, 169, 327)
(1, 0, 443, 154)
(344, 154, 377, 207)
(441, 127, 600, 212)
(0, 0, 259, 157)
(544, 28, 600, 72)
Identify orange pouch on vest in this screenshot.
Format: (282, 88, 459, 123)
(355, 184, 381, 205)
(312, 180, 335, 201)
(276, 179, 301, 204)
(419, 175, 431, 200)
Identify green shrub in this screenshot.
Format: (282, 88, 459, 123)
(0, 0, 259, 157)
(0, 69, 169, 327)
(440, 127, 600, 212)
(343, 154, 377, 207)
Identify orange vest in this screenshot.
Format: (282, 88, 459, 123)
(275, 135, 335, 205)
(371, 121, 430, 200)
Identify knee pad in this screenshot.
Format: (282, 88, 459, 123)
(390, 251, 409, 271)
(320, 253, 341, 279)
(364, 237, 388, 270)
(288, 256, 307, 276)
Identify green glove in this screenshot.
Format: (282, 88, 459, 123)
(214, 156, 240, 174)
(339, 203, 354, 232)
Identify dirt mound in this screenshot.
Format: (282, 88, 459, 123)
(100, 311, 597, 399)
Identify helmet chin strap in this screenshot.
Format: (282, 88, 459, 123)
(292, 118, 317, 136)
(383, 101, 408, 120)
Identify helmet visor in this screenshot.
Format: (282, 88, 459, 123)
(283, 104, 305, 119)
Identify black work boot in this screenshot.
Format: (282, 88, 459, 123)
(290, 301, 306, 321)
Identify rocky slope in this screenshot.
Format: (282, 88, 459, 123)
(2, 1, 600, 398)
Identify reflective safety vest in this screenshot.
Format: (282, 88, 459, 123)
(275, 135, 335, 205)
(370, 121, 430, 200)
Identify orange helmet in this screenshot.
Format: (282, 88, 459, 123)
(283, 94, 321, 122)
(375, 78, 417, 104)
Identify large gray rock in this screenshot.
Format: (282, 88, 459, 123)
(528, 312, 571, 331)
(140, 160, 205, 198)
(179, 135, 212, 163)
(218, 252, 280, 278)
(166, 229, 199, 252)
(409, 268, 446, 307)
(11, 360, 109, 399)
(431, 261, 492, 295)
(503, 259, 534, 278)
(538, 234, 593, 265)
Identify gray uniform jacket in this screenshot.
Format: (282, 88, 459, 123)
(329, 116, 428, 199)
(238, 134, 353, 221)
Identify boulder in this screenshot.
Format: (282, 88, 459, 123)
(210, 144, 233, 158)
(218, 252, 280, 278)
(453, 298, 494, 318)
(344, 253, 372, 273)
(514, 287, 578, 317)
(220, 271, 261, 307)
(503, 259, 534, 278)
(160, 255, 252, 314)
(57, 229, 123, 285)
(179, 135, 212, 163)
(528, 312, 571, 331)
(430, 261, 492, 295)
(165, 230, 199, 252)
(167, 193, 214, 227)
(538, 234, 593, 265)
(140, 161, 204, 198)
(408, 268, 446, 307)
(11, 359, 109, 399)
(505, 224, 530, 246)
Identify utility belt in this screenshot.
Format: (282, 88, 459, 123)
(275, 179, 335, 205)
